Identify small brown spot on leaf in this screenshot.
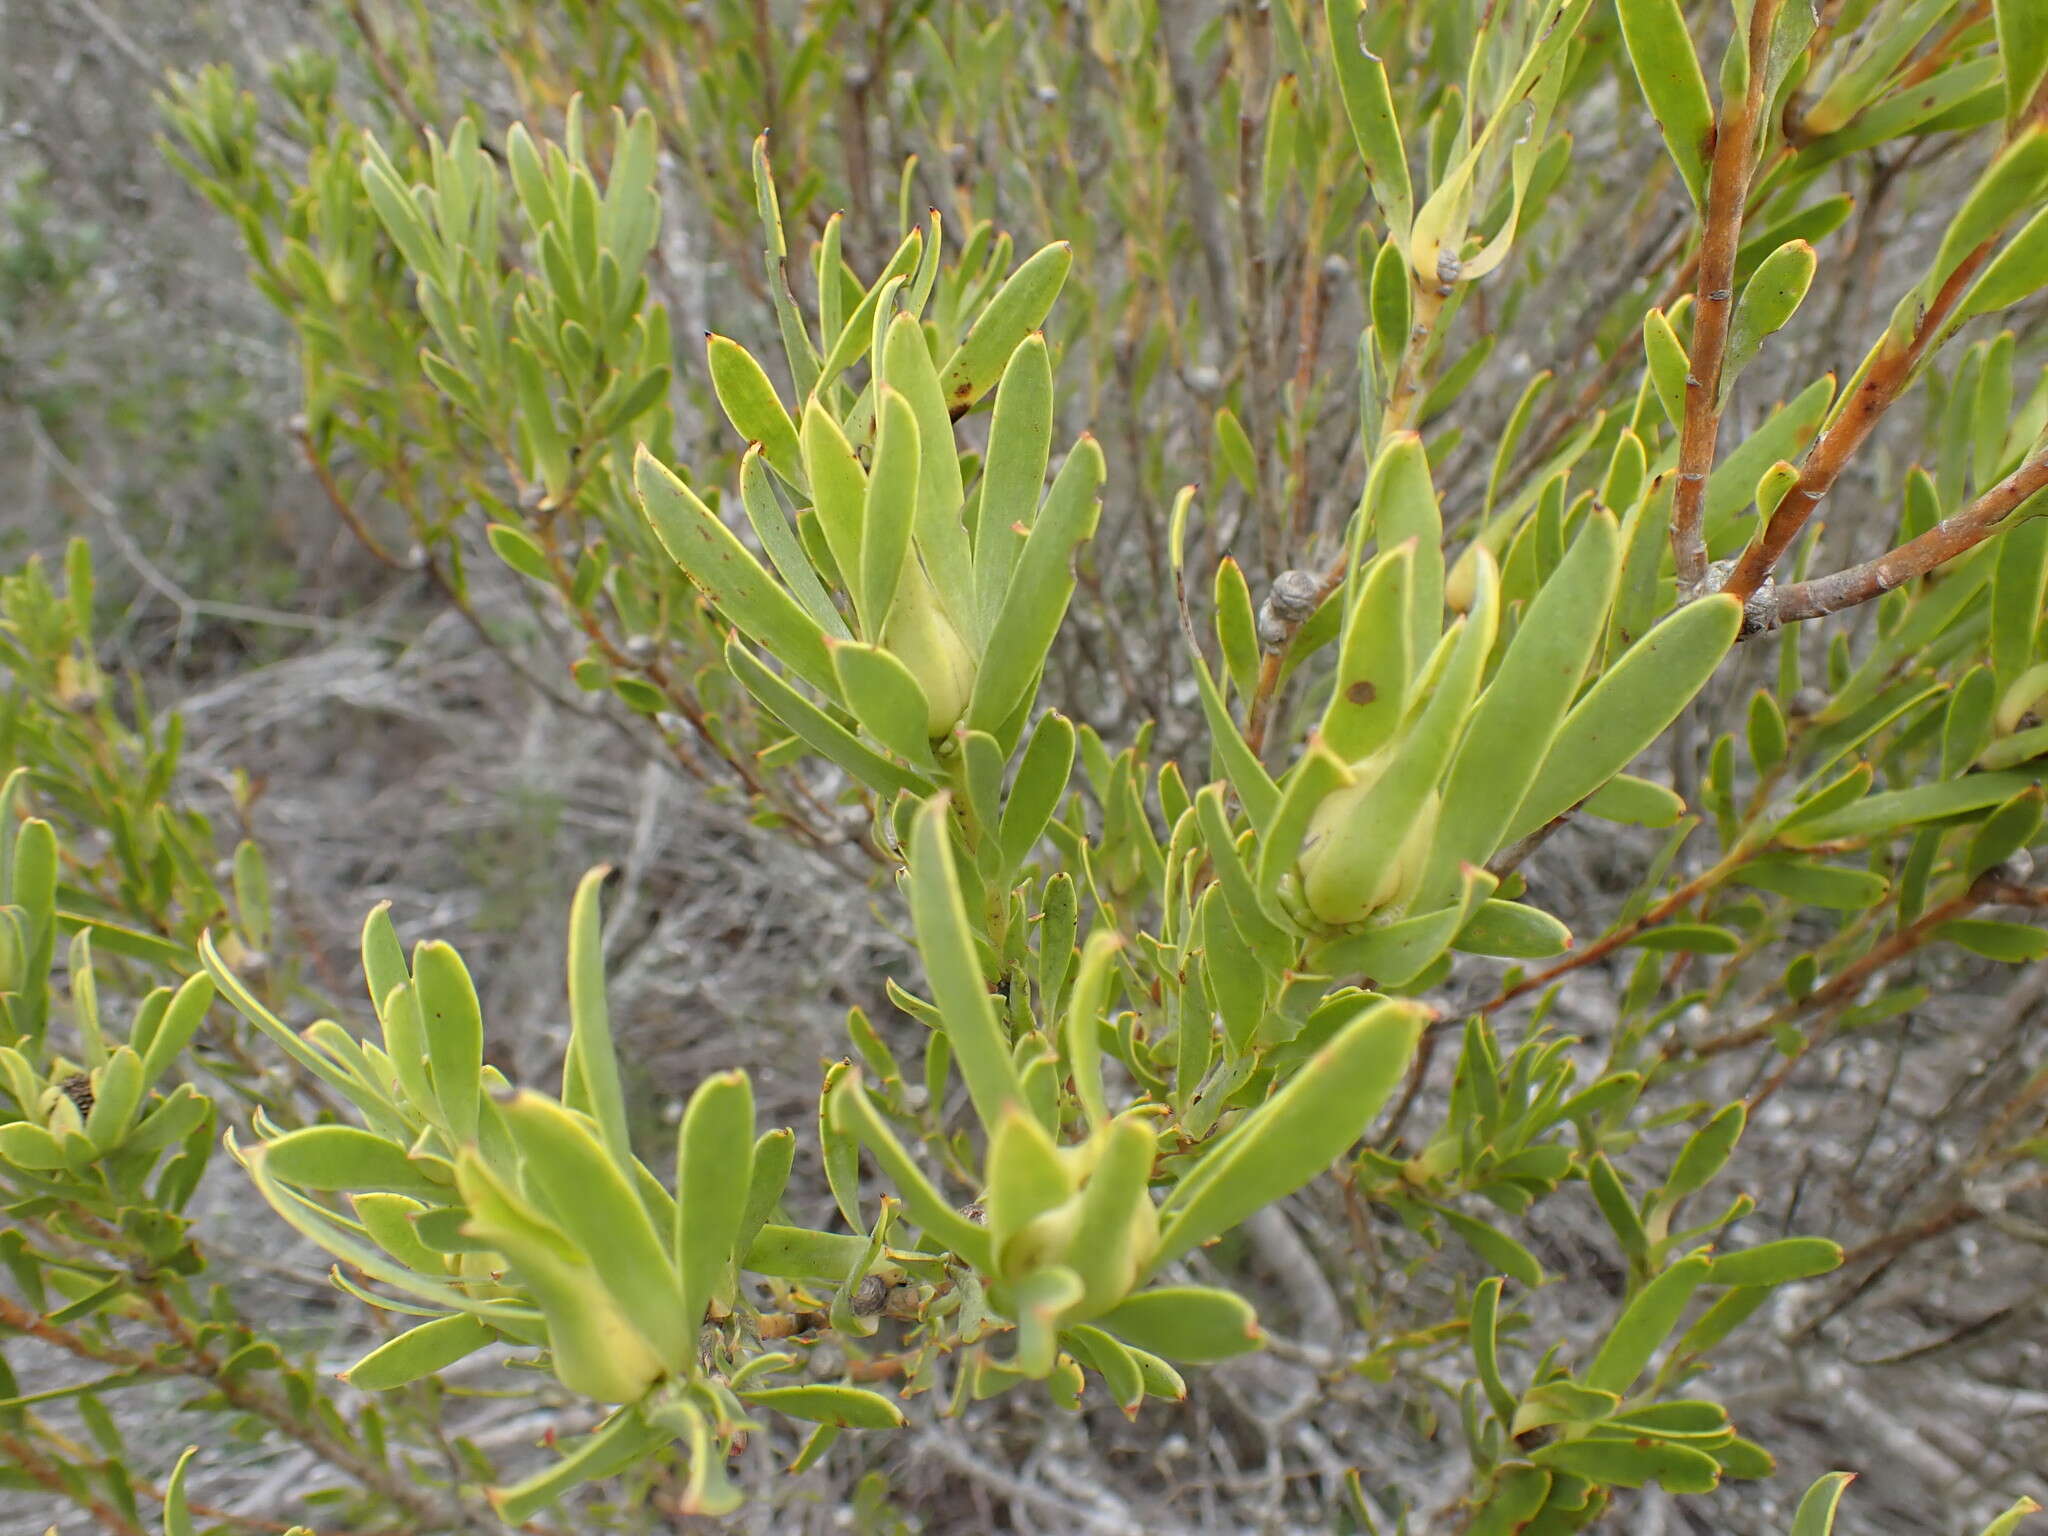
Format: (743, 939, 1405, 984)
(1346, 680, 1378, 705)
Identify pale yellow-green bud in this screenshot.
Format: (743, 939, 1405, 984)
(882, 558, 977, 738)
(1297, 751, 1440, 927)
(1444, 542, 1482, 615)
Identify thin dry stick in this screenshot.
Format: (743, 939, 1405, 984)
(1670, 0, 1785, 591)
(1769, 448, 2048, 624)
(1727, 78, 2048, 602)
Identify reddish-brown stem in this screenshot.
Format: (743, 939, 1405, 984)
(1723, 236, 2002, 601)
(1475, 852, 1748, 1016)
(0, 1428, 148, 1536)
(1671, 0, 1784, 590)
(1767, 448, 2048, 624)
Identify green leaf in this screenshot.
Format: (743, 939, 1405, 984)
(1064, 1113, 1159, 1318)
(1706, 1238, 1842, 1287)
(1584, 1253, 1711, 1395)
(975, 335, 1054, 638)
(739, 447, 846, 638)
(1966, 787, 2044, 879)
(412, 940, 483, 1145)
(1152, 999, 1425, 1269)
(635, 448, 836, 695)
(1723, 241, 1816, 402)
(1780, 770, 2041, 846)
(138, 973, 214, 1090)
(164, 1446, 200, 1536)
(1098, 1286, 1263, 1363)
(676, 1070, 754, 1330)
(1642, 309, 1690, 431)
(740, 1383, 906, 1429)
(1505, 595, 1742, 844)
(1060, 931, 1122, 1134)
(967, 436, 1105, 734)
(1997, 0, 2048, 130)
(1000, 711, 1077, 874)
(1581, 773, 1686, 827)
(985, 1107, 1077, 1276)
(1922, 127, 2048, 308)
(1452, 900, 1572, 959)
(1938, 919, 2048, 963)
(1735, 856, 1888, 910)
(939, 241, 1071, 410)
(1326, 0, 1414, 244)
(1213, 407, 1259, 493)
(1426, 511, 1620, 903)
(908, 796, 1025, 1130)
(486, 523, 552, 583)
(1629, 923, 1741, 955)
(1664, 1104, 1745, 1201)
(1214, 558, 1263, 702)
(1789, 1472, 1857, 1536)
(346, 1313, 496, 1390)
(489, 1407, 676, 1522)
(801, 396, 869, 614)
(1469, 1277, 1516, 1419)
(707, 334, 801, 486)
(262, 1125, 446, 1198)
(827, 1071, 992, 1270)
(562, 868, 632, 1167)
(1616, 0, 1713, 210)
(1977, 1497, 2045, 1536)
(495, 1091, 692, 1372)
(880, 312, 976, 634)
(1321, 542, 1415, 761)
(1431, 1202, 1544, 1287)
(830, 640, 941, 769)
(1530, 1436, 1721, 1494)
(860, 389, 921, 641)
(1367, 435, 1444, 667)
(725, 637, 932, 798)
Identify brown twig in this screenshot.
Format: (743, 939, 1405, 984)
(0, 1427, 148, 1536)
(1721, 235, 2005, 602)
(1670, 0, 1785, 590)
(1765, 447, 2048, 625)
(1474, 851, 1749, 1017)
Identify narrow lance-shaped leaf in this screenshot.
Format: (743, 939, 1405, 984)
(634, 448, 837, 695)
(1503, 595, 1742, 844)
(706, 334, 801, 487)
(412, 940, 483, 1145)
(881, 312, 976, 636)
(1367, 434, 1444, 665)
(939, 242, 1071, 410)
(801, 396, 869, 614)
(1325, 0, 1414, 245)
(494, 1092, 692, 1373)
(563, 867, 632, 1167)
(675, 1071, 755, 1331)
(967, 435, 1105, 734)
(1616, 0, 1714, 210)
(1722, 241, 1817, 404)
(1150, 999, 1426, 1270)
(1423, 511, 1620, 905)
(974, 334, 1054, 638)
(861, 389, 921, 640)
(908, 795, 1026, 1130)
(1320, 541, 1414, 761)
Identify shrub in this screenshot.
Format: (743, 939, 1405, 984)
(3, 0, 2047, 1531)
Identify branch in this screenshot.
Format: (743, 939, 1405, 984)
(1762, 446, 2048, 626)
(1721, 237, 2003, 602)
(1670, 0, 1784, 590)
